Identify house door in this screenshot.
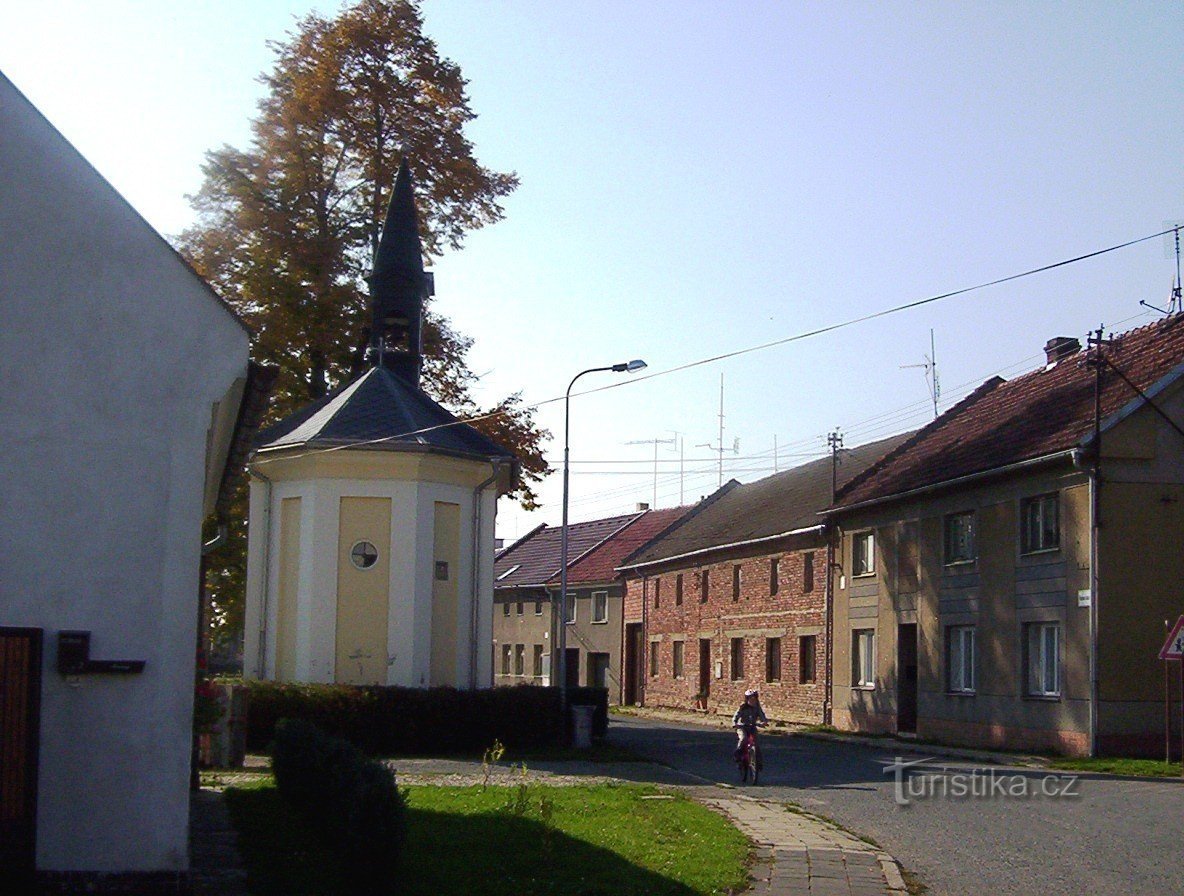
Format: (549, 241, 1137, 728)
(623, 624, 644, 704)
(897, 624, 918, 734)
(587, 652, 610, 689)
(0, 627, 42, 883)
(564, 648, 581, 690)
(698, 639, 712, 702)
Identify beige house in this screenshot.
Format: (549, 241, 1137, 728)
(493, 508, 687, 700)
(243, 161, 515, 690)
(829, 320, 1184, 756)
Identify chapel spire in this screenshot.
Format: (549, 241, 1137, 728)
(367, 158, 432, 386)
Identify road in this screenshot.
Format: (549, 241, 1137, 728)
(608, 715, 1183, 896)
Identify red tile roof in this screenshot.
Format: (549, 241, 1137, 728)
(565, 507, 691, 583)
(837, 314, 1184, 508)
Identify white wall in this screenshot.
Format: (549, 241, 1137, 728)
(245, 465, 498, 689)
(0, 73, 249, 873)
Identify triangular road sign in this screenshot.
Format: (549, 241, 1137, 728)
(1159, 616, 1184, 661)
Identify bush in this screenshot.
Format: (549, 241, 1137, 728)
(271, 718, 406, 893)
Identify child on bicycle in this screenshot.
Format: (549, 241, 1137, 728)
(732, 688, 768, 758)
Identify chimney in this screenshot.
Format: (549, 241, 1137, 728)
(1044, 336, 1081, 366)
(635, 502, 650, 512)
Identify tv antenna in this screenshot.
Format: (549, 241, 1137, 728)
(691, 371, 738, 485)
(1141, 224, 1182, 317)
(900, 329, 941, 419)
(624, 434, 676, 508)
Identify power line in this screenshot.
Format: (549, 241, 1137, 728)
(254, 230, 1174, 469)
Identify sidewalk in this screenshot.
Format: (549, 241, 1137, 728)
(190, 756, 910, 895)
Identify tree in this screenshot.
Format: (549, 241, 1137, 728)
(181, 0, 549, 652)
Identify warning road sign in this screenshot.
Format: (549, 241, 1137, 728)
(1159, 616, 1184, 660)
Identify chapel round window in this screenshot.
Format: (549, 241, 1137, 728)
(350, 540, 379, 570)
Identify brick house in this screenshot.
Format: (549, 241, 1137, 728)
(493, 507, 687, 701)
(828, 317, 1184, 756)
(618, 434, 909, 722)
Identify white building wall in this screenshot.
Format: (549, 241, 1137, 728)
(0, 73, 249, 873)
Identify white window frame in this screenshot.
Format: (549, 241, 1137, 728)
(853, 629, 876, 688)
(1027, 622, 1060, 697)
(947, 625, 976, 694)
(591, 590, 608, 624)
(944, 511, 976, 565)
(853, 531, 875, 577)
(1021, 493, 1060, 554)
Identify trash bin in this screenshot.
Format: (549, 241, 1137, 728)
(571, 704, 595, 749)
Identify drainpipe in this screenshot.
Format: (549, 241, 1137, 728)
(470, 461, 502, 689)
(202, 524, 228, 556)
(1073, 447, 1099, 756)
(823, 529, 835, 726)
(251, 468, 274, 680)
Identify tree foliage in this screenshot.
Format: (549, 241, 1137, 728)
(183, 0, 549, 650)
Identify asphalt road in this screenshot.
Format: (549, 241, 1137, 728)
(608, 715, 1183, 896)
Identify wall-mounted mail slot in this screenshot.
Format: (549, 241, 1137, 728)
(57, 631, 145, 675)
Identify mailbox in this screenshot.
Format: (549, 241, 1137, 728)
(57, 630, 145, 675)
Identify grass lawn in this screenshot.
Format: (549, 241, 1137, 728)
(1044, 756, 1183, 778)
(224, 780, 749, 896)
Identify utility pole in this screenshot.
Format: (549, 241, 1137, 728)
(828, 430, 844, 503)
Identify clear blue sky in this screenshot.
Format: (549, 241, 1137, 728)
(4, 1, 1182, 540)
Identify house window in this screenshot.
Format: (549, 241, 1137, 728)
(1027, 622, 1060, 697)
(649, 641, 659, 677)
(799, 635, 817, 684)
(1021, 494, 1059, 554)
(765, 637, 781, 683)
(502, 602, 510, 617)
(803, 552, 814, 593)
(770, 558, 780, 595)
(732, 565, 742, 601)
(675, 574, 684, 606)
(514, 644, 525, 676)
(897, 521, 919, 592)
(653, 578, 661, 609)
(350, 540, 378, 570)
(533, 644, 544, 678)
(700, 569, 709, 603)
(565, 593, 576, 624)
(500, 644, 511, 675)
(944, 511, 976, 564)
(947, 626, 976, 693)
(673, 641, 685, 679)
(853, 531, 875, 576)
(853, 629, 875, 688)
(730, 637, 745, 680)
(592, 590, 608, 624)
(516, 601, 524, 616)
(534, 601, 543, 616)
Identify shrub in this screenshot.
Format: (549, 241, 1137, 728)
(271, 718, 406, 890)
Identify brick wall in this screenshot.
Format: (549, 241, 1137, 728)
(631, 541, 829, 724)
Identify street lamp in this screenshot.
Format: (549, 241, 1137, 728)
(557, 359, 647, 718)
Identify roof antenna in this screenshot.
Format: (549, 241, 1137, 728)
(900, 329, 941, 418)
(1142, 224, 1183, 317)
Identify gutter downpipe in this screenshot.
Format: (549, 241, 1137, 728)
(251, 468, 273, 680)
(1073, 447, 1099, 758)
(470, 461, 502, 689)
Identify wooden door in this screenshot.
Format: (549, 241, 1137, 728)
(1, 627, 42, 882)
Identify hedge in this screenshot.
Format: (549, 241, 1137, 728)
(242, 682, 608, 755)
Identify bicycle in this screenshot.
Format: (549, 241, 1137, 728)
(735, 726, 763, 785)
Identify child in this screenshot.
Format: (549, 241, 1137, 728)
(732, 688, 768, 757)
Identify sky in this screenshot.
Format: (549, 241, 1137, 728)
(3, 1, 1182, 541)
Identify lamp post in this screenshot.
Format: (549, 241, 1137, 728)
(557, 359, 646, 719)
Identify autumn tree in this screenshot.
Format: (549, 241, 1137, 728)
(182, 0, 549, 652)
